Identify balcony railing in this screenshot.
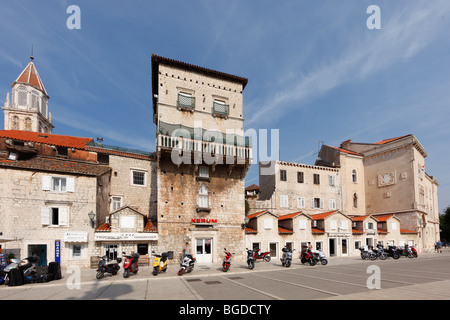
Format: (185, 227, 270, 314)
(177, 94, 195, 111)
(157, 133, 252, 162)
(212, 101, 229, 117)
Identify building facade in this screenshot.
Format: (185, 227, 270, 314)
(151, 55, 252, 263)
(247, 135, 439, 258)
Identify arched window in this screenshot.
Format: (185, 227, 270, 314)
(31, 90, 40, 110)
(352, 170, 357, 183)
(24, 117, 32, 131)
(353, 193, 358, 208)
(198, 184, 209, 208)
(11, 116, 19, 130)
(17, 86, 27, 106)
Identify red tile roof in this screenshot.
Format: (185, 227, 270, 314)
(278, 227, 293, 234)
(310, 210, 338, 220)
(0, 155, 111, 176)
(245, 184, 259, 191)
(96, 223, 111, 232)
(400, 228, 417, 234)
(144, 221, 157, 232)
(374, 135, 411, 145)
(245, 227, 257, 234)
(312, 228, 325, 234)
(278, 212, 304, 220)
(352, 229, 364, 234)
(247, 210, 269, 220)
(329, 146, 364, 157)
(0, 130, 93, 149)
(372, 214, 395, 222)
(13, 61, 48, 96)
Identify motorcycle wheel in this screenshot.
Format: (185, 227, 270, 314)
(393, 253, 400, 259)
(264, 256, 271, 262)
(152, 267, 159, 276)
(222, 264, 229, 272)
(413, 253, 418, 258)
(178, 268, 185, 276)
(407, 253, 414, 258)
(123, 268, 130, 278)
(248, 261, 255, 270)
(96, 271, 104, 279)
(285, 260, 291, 268)
(369, 253, 377, 261)
(321, 259, 328, 265)
(380, 253, 388, 260)
(309, 259, 316, 266)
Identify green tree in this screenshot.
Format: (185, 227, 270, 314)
(440, 206, 450, 242)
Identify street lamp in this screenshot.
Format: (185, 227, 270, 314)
(88, 211, 95, 228)
(241, 216, 250, 229)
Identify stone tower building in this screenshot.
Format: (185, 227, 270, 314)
(151, 54, 252, 263)
(2, 57, 54, 133)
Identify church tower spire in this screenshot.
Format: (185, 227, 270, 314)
(2, 56, 54, 133)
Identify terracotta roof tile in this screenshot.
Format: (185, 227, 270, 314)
(278, 227, 293, 234)
(278, 212, 303, 220)
(245, 184, 259, 191)
(14, 61, 48, 96)
(374, 135, 411, 145)
(247, 210, 269, 220)
(245, 227, 257, 234)
(329, 146, 364, 157)
(144, 221, 157, 232)
(0, 156, 110, 176)
(400, 228, 417, 234)
(310, 210, 338, 220)
(312, 228, 325, 234)
(96, 223, 111, 232)
(0, 130, 93, 149)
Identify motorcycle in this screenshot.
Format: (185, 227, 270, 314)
(300, 249, 316, 266)
(312, 250, 328, 265)
(152, 251, 169, 276)
(246, 248, 255, 270)
(123, 252, 140, 278)
(254, 249, 271, 262)
(281, 247, 294, 267)
(96, 255, 122, 279)
(371, 246, 388, 260)
(386, 245, 400, 259)
(222, 248, 234, 272)
(359, 247, 377, 260)
(410, 246, 418, 258)
(178, 252, 196, 276)
(3, 256, 39, 286)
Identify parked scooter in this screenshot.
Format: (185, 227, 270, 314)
(312, 250, 328, 265)
(178, 252, 196, 276)
(281, 246, 294, 267)
(300, 249, 316, 266)
(410, 246, 418, 258)
(123, 252, 140, 278)
(222, 248, 234, 272)
(359, 247, 377, 260)
(254, 249, 271, 262)
(246, 248, 255, 270)
(96, 255, 122, 279)
(152, 251, 169, 276)
(3, 256, 39, 285)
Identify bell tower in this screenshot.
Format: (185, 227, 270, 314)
(2, 56, 54, 133)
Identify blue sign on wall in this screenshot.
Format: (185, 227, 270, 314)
(55, 240, 61, 265)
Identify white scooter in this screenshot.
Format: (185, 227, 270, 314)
(312, 250, 328, 265)
(177, 252, 196, 276)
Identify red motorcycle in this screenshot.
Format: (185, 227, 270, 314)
(410, 246, 418, 258)
(300, 250, 316, 266)
(122, 252, 140, 278)
(254, 249, 271, 262)
(222, 248, 234, 272)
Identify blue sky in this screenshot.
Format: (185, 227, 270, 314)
(1, 1, 449, 212)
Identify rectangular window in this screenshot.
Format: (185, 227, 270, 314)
(313, 174, 320, 185)
(52, 177, 67, 192)
(111, 197, 122, 211)
(329, 199, 336, 210)
(264, 219, 273, 229)
(297, 171, 304, 183)
(312, 198, 324, 209)
(199, 166, 209, 178)
(131, 170, 146, 186)
(280, 195, 288, 208)
(297, 197, 305, 209)
(280, 170, 287, 181)
(328, 175, 335, 186)
(298, 220, 307, 230)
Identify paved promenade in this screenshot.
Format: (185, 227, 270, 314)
(1, 250, 449, 301)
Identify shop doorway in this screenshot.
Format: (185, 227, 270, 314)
(329, 238, 336, 256)
(28, 244, 47, 266)
(342, 238, 348, 255)
(196, 238, 212, 263)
